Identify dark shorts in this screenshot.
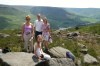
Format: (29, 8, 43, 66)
(35, 31, 42, 40)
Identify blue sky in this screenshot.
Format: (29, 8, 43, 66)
(0, 0, 100, 8)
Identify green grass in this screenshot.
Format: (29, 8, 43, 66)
(0, 29, 23, 51)
(80, 17, 98, 23)
(79, 23, 100, 34)
(0, 23, 100, 66)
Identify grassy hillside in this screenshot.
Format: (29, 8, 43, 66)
(0, 5, 35, 29)
(79, 23, 100, 34)
(0, 23, 100, 54)
(31, 6, 97, 29)
(0, 5, 99, 29)
(66, 8, 100, 20)
(0, 23, 100, 66)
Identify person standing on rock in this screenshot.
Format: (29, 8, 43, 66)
(42, 17, 51, 51)
(34, 14, 43, 40)
(21, 15, 34, 52)
(34, 35, 51, 60)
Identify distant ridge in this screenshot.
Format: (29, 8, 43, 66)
(0, 4, 99, 29)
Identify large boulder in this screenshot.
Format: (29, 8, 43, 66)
(0, 52, 76, 66)
(83, 54, 99, 64)
(48, 46, 75, 58)
(35, 58, 75, 66)
(0, 52, 37, 66)
(76, 59, 81, 66)
(0, 33, 10, 38)
(77, 43, 88, 54)
(48, 58, 75, 66)
(97, 56, 100, 60)
(67, 32, 80, 38)
(80, 49, 88, 54)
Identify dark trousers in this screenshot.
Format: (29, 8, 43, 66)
(35, 31, 42, 41)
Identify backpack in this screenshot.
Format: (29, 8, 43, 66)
(66, 52, 75, 61)
(2, 47, 11, 53)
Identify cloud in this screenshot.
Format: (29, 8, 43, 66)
(0, 0, 100, 8)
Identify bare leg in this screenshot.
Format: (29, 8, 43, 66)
(44, 41, 48, 50)
(29, 39, 33, 52)
(24, 35, 28, 52)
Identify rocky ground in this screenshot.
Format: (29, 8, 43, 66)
(0, 29, 100, 66)
(0, 47, 75, 66)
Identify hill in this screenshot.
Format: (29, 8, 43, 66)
(0, 4, 99, 29)
(31, 6, 99, 29)
(65, 8, 100, 20)
(79, 23, 100, 34)
(0, 5, 35, 29)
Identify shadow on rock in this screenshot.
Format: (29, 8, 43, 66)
(35, 60, 49, 66)
(0, 58, 10, 66)
(32, 55, 39, 62)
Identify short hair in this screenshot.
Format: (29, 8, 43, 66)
(37, 34, 42, 39)
(26, 15, 31, 20)
(37, 14, 41, 17)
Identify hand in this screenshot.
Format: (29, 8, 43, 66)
(49, 35, 51, 38)
(38, 56, 42, 60)
(29, 37, 34, 41)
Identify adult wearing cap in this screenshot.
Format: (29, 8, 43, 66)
(34, 14, 43, 40)
(21, 15, 34, 52)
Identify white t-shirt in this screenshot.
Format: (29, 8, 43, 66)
(34, 42, 42, 57)
(34, 19, 43, 32)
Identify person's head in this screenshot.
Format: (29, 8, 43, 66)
(43, 17, 48, 24)
(26, 15, 31, 22)
(37, 14, 41, 21)
(37, 35, 43, 42)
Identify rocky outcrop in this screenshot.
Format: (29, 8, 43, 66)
(16, 34, 22, 37)
(0, 33, 10, 38)
(83, 54, 99, 64)
(77, 43, 99, 65)
(77, 43, 88, 54)
(36, 58, 75, 66)
(67, 32, 80, 39)
(0, 52, 76, 66)
(97, 56, 100, 60)
(77, 43, 86, 49)
(48, 58, 75, 66)
(76, 59, 81, 66)
(0, 52, 36, 66)
(48, 46, 75, 58)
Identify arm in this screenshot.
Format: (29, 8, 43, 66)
(34, 21, 36, 31)
(34, 43, 37, 56)
(40, 43, 44, 54)
(40, 47, 44, 54)
(31, 24, 34, 37)
(48, 24, 51, 36)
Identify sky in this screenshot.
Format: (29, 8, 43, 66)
(0, 0, 100, 8)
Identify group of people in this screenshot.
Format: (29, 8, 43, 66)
(21, 14, 51, 60)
